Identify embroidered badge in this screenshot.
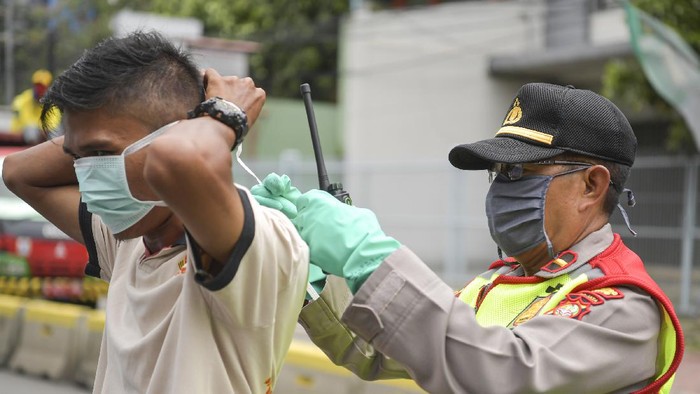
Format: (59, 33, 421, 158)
(545, 287, 624, 320)
(502, 98, 523, 125)
(509, 295, 554, 327)
(265, 377, 273, 394)
(177, 256, 188, 275)
(474, 283, 492, 312)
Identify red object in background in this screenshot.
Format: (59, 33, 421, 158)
(0, 225, 88, 278)
(0, 134, 27, 147)
(0, 144, 89, 278)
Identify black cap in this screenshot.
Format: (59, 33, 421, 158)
(448, 83, 637, 170)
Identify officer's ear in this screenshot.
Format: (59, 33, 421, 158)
(579, 165, 610, 213)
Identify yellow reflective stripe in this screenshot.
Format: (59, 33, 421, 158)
(496, 126, 554, 145)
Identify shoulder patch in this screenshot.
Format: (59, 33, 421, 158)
(545, 287, 624, 320)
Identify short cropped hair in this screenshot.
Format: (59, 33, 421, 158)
(41, 31, 203, 132)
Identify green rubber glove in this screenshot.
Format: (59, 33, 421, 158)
(293, 190, 400, 294)
(250, 173, 302, 219)
(251, 174, 328, 297)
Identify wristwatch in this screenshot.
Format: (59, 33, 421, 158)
(187, 97, 249, 150)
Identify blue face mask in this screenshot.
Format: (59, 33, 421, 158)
(485, 174, 556, 259)
(73, 122, 177, 234)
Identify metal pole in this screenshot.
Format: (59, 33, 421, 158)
(4, 0, 16, 105)
(679, 156, 698, 315)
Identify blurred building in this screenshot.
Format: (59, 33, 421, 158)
(111, 10, 258, 77)
(340, 0, 632, 277)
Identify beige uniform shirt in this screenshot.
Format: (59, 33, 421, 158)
(83, 187, 309, 393)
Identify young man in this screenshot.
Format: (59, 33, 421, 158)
(253, 83, 685, 393)
(2, 31, 309, 393)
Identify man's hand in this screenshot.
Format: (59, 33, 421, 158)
(202, 69, 265, 127)
(251, 173, 302, 219)
(292, 190, 401, 293)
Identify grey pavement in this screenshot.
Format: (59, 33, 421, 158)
(0, 369, 89, 394)
(674, 350, 700, 394)
(1, 326, 698, 394)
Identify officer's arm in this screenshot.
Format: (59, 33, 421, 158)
(340, 247, 661, 393)
(299, 275, 411, 381)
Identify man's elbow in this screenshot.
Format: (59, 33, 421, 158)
(2, 153, 23, 194)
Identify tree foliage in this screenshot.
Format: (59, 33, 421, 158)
(1, 0, 114, 104)
(124, 0, 349, 102)
(2, 0, 348, 104)
(601, 0, 700, 153)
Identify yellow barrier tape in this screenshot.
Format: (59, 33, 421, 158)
(284, 341, 424, 392)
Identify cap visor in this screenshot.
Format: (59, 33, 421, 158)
(448, 137, 565, 170)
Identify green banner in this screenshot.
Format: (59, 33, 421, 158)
(625, 1, 700, 150)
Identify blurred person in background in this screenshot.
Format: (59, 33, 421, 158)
(253, 83, 685, 393)
(10, 69, 61, 143)
(2, 31, 309, 393)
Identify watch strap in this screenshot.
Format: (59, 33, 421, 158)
(188, 97, 249, 151)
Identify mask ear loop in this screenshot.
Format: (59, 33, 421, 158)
(617, 188, 637, 237)
(235, 143, 262, 185)
(122, 121, 179, 207)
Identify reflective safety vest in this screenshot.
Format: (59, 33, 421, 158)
(456, 234, 684, 394)
(10, 89, 61, 134)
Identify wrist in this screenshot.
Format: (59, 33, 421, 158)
(195, 116, 238, 149)
(344, 235, 400, 294)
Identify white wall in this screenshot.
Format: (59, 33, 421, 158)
(339, 0, 631, 283)
(110, 10, 203, 39)
(189, 50, 250, 78)
(340, 2, 531, 280)
(591, 7, 630, 46)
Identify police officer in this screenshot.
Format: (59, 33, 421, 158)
(253, 83, 684, 393)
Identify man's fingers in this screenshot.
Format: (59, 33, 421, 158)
(200, 69, 266, 126)
(202, 68, 222, 91)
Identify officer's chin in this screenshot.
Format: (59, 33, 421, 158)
(512, 242, 550, 268)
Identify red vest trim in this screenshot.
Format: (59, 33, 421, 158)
(574, 234, 684, 394)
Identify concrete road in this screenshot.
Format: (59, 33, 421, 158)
(0, 370, 90, 394)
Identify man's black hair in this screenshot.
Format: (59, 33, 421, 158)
(41, 30, 203, 132)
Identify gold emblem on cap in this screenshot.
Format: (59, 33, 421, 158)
(502, 98, 522, 125)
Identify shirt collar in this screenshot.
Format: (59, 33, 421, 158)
(142, 232, 187, 258)
(506, 224, 615, 278)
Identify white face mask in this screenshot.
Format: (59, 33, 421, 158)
(75, 121, 261, 234)
(73, 122, 176, 234)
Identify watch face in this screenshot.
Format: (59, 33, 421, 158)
(216, 98, 242, 112)
(190, 97, 248, 150)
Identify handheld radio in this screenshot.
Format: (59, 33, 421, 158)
(300, 83, 352, 205)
